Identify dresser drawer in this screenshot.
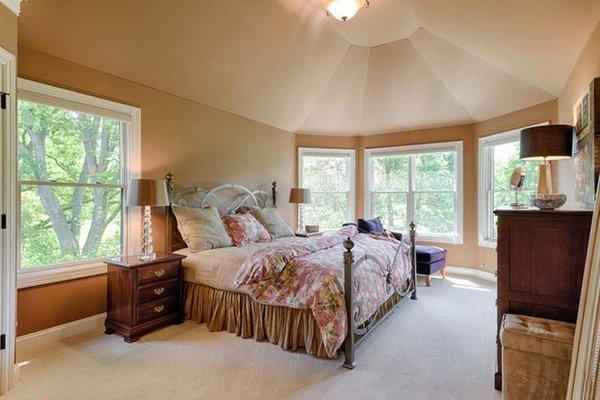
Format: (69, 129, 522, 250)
(138, 279, 179, 304)
(137, 261, 179, 284)
(136, 297, 177, 323)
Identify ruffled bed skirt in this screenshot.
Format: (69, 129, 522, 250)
(183, 283, 333, 358)
(183, 282, 407, 360)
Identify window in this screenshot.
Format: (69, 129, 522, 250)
(298, 148, 355, 231)
(17, 79, 140, 287)
(365, 141, 463, 243)
(478, 124, 546, 247)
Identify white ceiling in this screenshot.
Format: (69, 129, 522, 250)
(17, 0, 600, 136)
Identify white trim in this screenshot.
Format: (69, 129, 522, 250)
(364, 141, 464, 244)
(444, 266, 497, 283)
(17, 262, 107, 289)
(0, 45, 17, 395)
(0, 0, 21, 15)
(16, 313, 107, 362)
(298, 147, 356, 230)
(477, 122, 548, 247)
(16, 79, 142, 285)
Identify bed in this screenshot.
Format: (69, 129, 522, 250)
(163, 174, 417, 368)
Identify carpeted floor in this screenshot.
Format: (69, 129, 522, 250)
(5, 274, 501, 400)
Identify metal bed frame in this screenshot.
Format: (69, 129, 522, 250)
(164, 173, 417, 369)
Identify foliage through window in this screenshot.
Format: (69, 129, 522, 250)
(18, 92, 129, 270)
(366, 142, 463, 242)
(479, 127, 543, 245)
(298, 148, 355, 231)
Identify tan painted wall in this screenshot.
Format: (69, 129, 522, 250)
(296, 100, 557, 273)
(16, 47, 295, 336)
(0, 3, 17, 55)
(556, 20, 600, 208)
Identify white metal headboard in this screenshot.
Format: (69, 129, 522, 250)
(165, 173, 277, 215)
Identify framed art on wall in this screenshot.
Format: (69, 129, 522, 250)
(574, 78, 600, 204)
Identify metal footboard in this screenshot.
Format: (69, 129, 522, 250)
(343, 222, 418, 369)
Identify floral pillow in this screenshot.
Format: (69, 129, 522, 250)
(223, 212, 272, 247)
(242, 206, 294, 238)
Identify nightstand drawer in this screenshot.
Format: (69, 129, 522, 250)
(137, 297, 177, 323)
(137, 261, 179, 284)
(138, 279, 178, 304)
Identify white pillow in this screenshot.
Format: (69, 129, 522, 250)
(246, 206, 294, 238)
(172, 205, 232, 252)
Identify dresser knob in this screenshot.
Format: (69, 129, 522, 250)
(154, 269, 165, 278)
(154, 305, 165, 313)
(153, 287, 165, 296)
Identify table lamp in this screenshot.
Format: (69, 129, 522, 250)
(127, 179, 170, 260)
(520, 124, 573, 209)
(289, 188, 311, 234)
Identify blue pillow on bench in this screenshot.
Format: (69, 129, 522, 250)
(357, 217, 384, 234)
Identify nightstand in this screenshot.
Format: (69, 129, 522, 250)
(104, 252, 186, 342)
(295, 232, 324, 238)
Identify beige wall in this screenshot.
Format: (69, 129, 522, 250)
(16, 47, 295, 336)
(557, 20, 600, 208)
(296, 100, 557, 273)
(0, 3, 17, 55)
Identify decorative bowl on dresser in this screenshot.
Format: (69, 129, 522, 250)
(104, 252, 186, 343)
(493, 207, 592, 390)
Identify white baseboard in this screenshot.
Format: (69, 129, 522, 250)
(445, 266, 496, 283)
(16, 313, 106, 362)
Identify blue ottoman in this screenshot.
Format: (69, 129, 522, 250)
(416, 245, 448, 287)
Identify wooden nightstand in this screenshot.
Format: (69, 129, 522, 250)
(295, 232, 324, 238)
(104, 252, 186, 343)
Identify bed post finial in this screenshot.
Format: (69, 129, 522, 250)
(409, 221, 417, 301)
(272, 181, 277, 207)
(165, 172, 174, 201)
(343, 236, 356, 369)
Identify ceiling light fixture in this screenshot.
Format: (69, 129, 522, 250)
(324, 0, 369, 22)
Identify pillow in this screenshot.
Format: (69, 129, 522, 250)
(244, 206, 294, 238)
(357, 217, 384, 234)
(172, 205, 232, 252)
(223, 212, 272, 247)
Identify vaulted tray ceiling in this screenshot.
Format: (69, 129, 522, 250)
(17, 0, 600, 135)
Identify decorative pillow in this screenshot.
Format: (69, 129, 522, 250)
(172, 205, 232, 252)
(223, 212, 272, 247)
(357, 217, 384, 234)
(244, 206, 294, 238)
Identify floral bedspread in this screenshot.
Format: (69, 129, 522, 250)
(234, 225, 412, 357)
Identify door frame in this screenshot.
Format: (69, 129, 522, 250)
(0, 45, 18, 394)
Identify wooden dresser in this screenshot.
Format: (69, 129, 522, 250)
(104, 252, 186, 342)
(494, 208, 592, 390)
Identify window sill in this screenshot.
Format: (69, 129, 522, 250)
(17, 261, 108, 289)
(417, 235, 463, 245)
(478, 239, 497, 249)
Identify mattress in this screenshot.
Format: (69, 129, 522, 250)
(175, 237, 299, 294)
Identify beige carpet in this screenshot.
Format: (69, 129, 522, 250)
(5, 275, 501, 400)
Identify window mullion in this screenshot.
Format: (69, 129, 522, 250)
(407, 155, 415, 232)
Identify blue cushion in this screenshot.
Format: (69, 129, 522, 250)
(417, 258, 446, 275)
(357, 217, 384, 234)
(416, 245, 447, 263)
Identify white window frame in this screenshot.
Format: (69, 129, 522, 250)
(298, 147, 356, 230)
(364, 141, 464, 244)
(16, 79, 141, 288)
(477, 122, 548, 247)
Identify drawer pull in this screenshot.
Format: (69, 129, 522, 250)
(154, 269, 165, 278)
(153, 287, 165, 296)
(154, 305, 165, 313)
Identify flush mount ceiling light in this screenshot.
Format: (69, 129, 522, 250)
(324, 0, 369, 22)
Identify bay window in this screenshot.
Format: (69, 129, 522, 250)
(365, 141, 463, 243)
(478, 124, 545, 247)
(298, 148, 355, 231)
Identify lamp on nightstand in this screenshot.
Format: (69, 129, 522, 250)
(289, 188, 311, 235)
(127, 179, 170, 260)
